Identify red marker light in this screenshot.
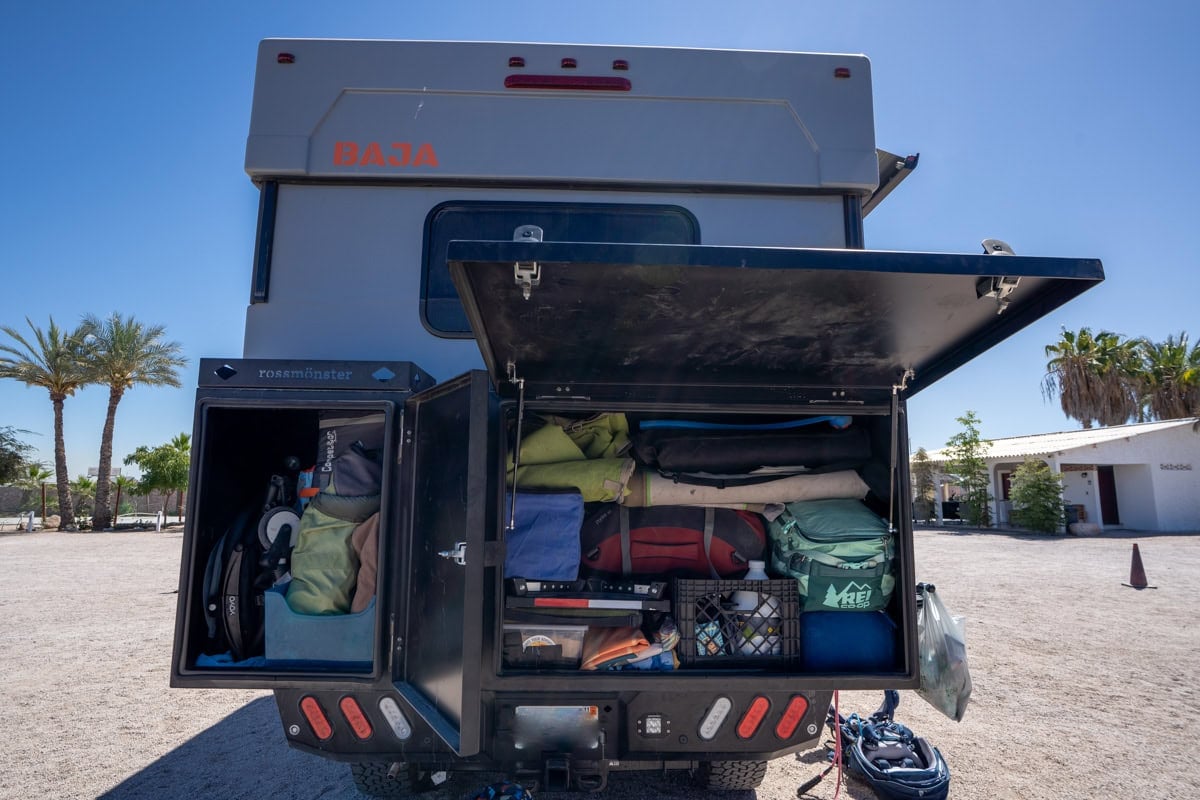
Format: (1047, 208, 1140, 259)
(834, 67, 852, 79)
(339, 697, 373, 740)
(775, 695, 809, 739)
(300, 696, 333, 741)
(561, 57, 577, 69)
(504, 75, 631, 91)
(277, 53, 295, 65)
(736, 696, 771, 739)
(612, 59, 629, 71)
(508, 56, 525, 68)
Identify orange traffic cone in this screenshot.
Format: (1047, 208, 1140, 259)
(1122, 543, 1157, 589)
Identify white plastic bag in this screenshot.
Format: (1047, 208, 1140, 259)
(915, 583, 972, 721)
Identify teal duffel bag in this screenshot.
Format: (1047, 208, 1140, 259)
(768, 498, 895, 611)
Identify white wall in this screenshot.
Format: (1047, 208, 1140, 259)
(1113, 464, 1157, 530)
(1068, 423, 1200, 532)
(1061, 471, 1100, 524)
(1151, 462, 1200, 531)
(971, 421, 1200, 531)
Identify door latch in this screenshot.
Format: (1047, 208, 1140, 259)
(438, 542, 467, 566)
(977, 239, 1019, 314)
(513, 224, 543, 300)
(436, 541, 506, 567)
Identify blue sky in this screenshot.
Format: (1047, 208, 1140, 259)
(2, 0, 1197, 478)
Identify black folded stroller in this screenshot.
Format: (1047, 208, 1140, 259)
(800, 691, 950, 800)
(838, 691, 950, 800)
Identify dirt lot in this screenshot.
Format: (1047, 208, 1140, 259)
(2, 527, 1198, 800)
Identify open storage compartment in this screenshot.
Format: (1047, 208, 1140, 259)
(171, 359, 432, 688)
(444, 237, 1103, 690)
(493, 404, 912, 682)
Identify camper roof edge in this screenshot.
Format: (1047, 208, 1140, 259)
(244, 39, 879, 192)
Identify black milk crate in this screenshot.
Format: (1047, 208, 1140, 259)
(674, 579, 801, 668)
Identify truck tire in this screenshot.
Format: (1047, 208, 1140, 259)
(349, 762, 433, 797)
(699, 759, 769, 790)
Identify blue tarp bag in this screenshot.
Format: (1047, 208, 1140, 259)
(504, 491, 584, 581)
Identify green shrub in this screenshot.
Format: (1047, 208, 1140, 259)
(945, 411, 992, 527)
(911, 447, 936, 521)
(1009, 459, 1065, 534)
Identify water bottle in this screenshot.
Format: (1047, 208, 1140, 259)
(731, 560, 782, 655)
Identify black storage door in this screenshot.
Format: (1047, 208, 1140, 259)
(445, 241, 1103, 401)
(396, 371, 496, 756)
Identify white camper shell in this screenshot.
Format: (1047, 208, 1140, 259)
(172, 39, 1102, 795)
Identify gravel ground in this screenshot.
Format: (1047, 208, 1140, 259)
(2, 526, 1199, 800)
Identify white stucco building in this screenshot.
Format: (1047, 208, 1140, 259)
(922, 417, 1200, 532)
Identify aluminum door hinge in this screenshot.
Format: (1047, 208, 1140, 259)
(513, 224, 543, 300)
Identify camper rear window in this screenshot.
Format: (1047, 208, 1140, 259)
(421, 202, 699, 337)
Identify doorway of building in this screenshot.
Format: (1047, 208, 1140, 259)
(1097, 465, 1120, 525)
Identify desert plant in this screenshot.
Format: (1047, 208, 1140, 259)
(944, 411, 992, 527)
(112, 475, 139, 521)
(70, 474, 96, 520)
(0, 426, 34, 486)
(124, 433, 190, 520)
(1042, 327, 1142, 428)
(0, 317, 91, 528)
(79, 313, 186, 530)
(14, 461, 53, 520)
(910, 447, 936, 522)
(1137, 332, 1200, 421)
(1009, 459, 1066, 534)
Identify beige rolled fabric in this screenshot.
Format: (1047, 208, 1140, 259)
(624, 469, 868, 508)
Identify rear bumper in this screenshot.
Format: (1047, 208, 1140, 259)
(275, 686, 833, 767)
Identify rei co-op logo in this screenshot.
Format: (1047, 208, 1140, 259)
(823, 581, 874, 610)
(334, 141, 439, 168)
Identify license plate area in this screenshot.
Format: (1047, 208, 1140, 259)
(516, 705, 601, 752)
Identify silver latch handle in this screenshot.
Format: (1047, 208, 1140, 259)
(513, 225, 543, 300)
(437, 542, 468, 566)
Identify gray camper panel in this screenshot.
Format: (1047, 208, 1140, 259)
(245, 40, 877, 191)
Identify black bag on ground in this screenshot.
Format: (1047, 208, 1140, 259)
(827, 693, 951, 800)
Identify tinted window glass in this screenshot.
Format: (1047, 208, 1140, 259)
(422, 202, 699, 337)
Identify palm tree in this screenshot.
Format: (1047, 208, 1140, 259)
(16, 463, 53, 521)
(112, 474, 139, 522)
(1137, 333, 1200, 421)
(168, 433, 190, 520)
(0, 318, 91, 529)
(79, 313, 187, 530)
(1042, 327, 1141, 428)
(70, 474, 96, 522)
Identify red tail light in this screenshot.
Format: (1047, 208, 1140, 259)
(339, 697, 373, 740)
(736, 696, 771, 739)
(299, 696, 333, 741)
(775, 695, 809, 739)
